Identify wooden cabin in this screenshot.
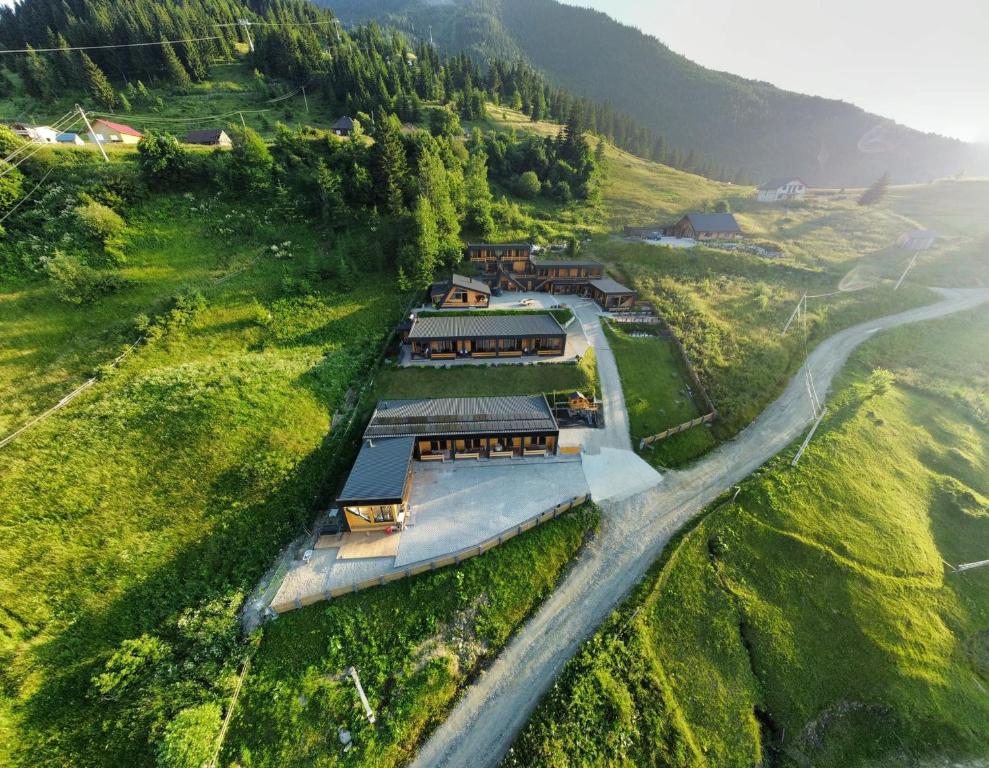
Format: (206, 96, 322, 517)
(184, 128, 232, 147)
(430, 273, 491, 308)
(669, 213, 742, 240)
(466, 243, 532, 276)
(407, 313, 566, 359)
(336, 436, 415, 532)
(365, 395, 560, 461)
(588, 277, 637, 310)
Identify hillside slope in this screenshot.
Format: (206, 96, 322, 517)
(326, 0, 984, 187)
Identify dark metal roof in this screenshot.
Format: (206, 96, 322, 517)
(683, 213, 742, 234)
(332, 116, 355, 130)
(450, 273, 491, 294)
(466, 242, 531, 250)
(407, 313, 564, 340)
(184, 129, 227, 144)
(336, 436, 414, 504)
(589, 277, 635, 295)
(365, 396, 558, 438)
(759, 177, 806, 190)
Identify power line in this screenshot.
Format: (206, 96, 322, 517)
(0, 35, 222, 55)
(0, 114, 82, 177)
(0, 166, 54, 226)
(89, 107, 272, 125)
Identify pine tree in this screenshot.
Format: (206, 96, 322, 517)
(372, 111, 409, 215)
(22, 46, 54, 100)
(417, 145, 461, 265)
(858, 171, 891, 205)
(399, 195, 439, 289)
(160, 39, 192, 88)
(80, 52, 118, 109)
(464, 151, 494, 237)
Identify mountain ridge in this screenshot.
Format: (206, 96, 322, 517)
(324, 0, 986, 186)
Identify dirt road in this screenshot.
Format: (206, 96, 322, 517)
(409, 287, 989, 768)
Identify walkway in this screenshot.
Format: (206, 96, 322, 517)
(408, 287, 989, 768)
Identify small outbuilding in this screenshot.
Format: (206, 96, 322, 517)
(184, 128, 232, 147)
(430, 273, 491, 308)
(587, 277, 637, 310)
(669, 212, 743, 240)
(757, 177, 807, 202)
(332, 116, 356, 136)
(56, 132, 84, 145)
(336, 436, 415, 532)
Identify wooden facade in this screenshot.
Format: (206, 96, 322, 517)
(588, 278, 637, 310)
(336, 436, 416, 532)
(407, 314, 566, 360)
(669, 213, 742, 240)
(430, 274, 491, 308)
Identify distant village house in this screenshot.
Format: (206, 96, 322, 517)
(184, 128, 232, 147)
(431, 273, 491, 308)
(337, 395, 560, 531)
(87, 119, 142, 145)
(757, 177, 807, 202)
(668, 212, 743, 240)
(11, 123, 57, 144)
(56, 132, 84, 145)
(332, 116, 356, 136)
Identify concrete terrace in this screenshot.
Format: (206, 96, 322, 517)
(266, 292, 664, 613)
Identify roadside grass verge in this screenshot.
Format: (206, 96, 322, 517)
(603, 321, 716, 465)
(506, 307, 989, 768)
(374, 347, 598, 400)
(222, 503, 601, 767)
(0, 193, 407, 767)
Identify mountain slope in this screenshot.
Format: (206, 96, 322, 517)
(326, 0, 983, 187)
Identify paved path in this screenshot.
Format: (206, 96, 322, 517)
(409, 287, 989, 768)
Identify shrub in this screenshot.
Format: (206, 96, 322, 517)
(156, 702, 222, 768)
(44, 251, 128, 304)
(138, 132, 189, 184)
(75, 199, 126, 242)
(515, 170, 541, 199)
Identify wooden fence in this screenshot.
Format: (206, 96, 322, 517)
(636, 317, 718, 449)
(270, 494, 591, 615)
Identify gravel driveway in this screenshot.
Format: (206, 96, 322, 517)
(409, 287, 989, 768)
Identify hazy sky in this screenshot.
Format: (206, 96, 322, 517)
(560, 0, 989, 143)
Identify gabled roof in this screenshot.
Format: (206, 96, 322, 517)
(92, 119, 142, 138)
(336, 436, 414, 504)
(407, 313, 564, 340)
(56, 132, 80, 141)
(532, 258, 602, 268)
(466, 242, 531, 251)
(332, 116, 355, 130)
(759, 177, 807, 191)
(589, 277, 635, 295)
(683, 212, 742, 234)
(365, 396, 558, 439)
(449, 273, 491, 294)
(184, 128, 227, 144)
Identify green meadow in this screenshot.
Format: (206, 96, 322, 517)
(508, 306, 989, 768)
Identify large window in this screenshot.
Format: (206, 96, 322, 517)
(475, 338, 498, 352)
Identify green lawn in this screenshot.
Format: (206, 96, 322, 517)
(604, 322, 717, 465)
(0, 190, 408, 767)
(223, 503, 600, 768)
(375, 347, 598, 400)
(507, 306, 989, 768)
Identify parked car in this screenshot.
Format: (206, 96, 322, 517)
(519, 298, 537, 307)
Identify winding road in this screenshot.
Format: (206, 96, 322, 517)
(409, 286, 989, 768)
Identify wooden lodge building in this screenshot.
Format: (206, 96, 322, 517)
(337, 395, 560, 530)
(466, 243, 637, 308)
(407, 313, 566, 360)
(668, 213, 743, 240)
(430, 273, 491, 308)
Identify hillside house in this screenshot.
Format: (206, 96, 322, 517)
(669, 212, 743, 240)
(465, 243, 636, 308)
(184, 128, 231, 147)
(430, 273, 491, 308)
(11, 123, 57, 143)
(332, 116, 356, 136)
(337, 395, 560, 530)
(588, 277, 637, 310)
(88, 119, 142, 145)
(757, 177, 807, 202)
(56, 132, 84, 145)
(407, 313, 566, 359)
(897, 229, 939, 251)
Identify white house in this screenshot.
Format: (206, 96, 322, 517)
(757, 177, 807, 202)
(11, 123, 58, 144)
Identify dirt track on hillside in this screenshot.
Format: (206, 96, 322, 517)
(408, 287, 989, 768)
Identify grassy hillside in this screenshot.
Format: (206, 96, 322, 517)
(508, 305, 989, 768)
(223, 503, 599, 767)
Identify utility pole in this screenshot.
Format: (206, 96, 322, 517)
(429, 25, 434, 47)
(76, 104, 109, 163)
(781, 292, 806, 336)
(894, 251, 920, 291)
(238, 111, 246, 130)
(238, 19, 254, 53)
(302, 85, 309, 114)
